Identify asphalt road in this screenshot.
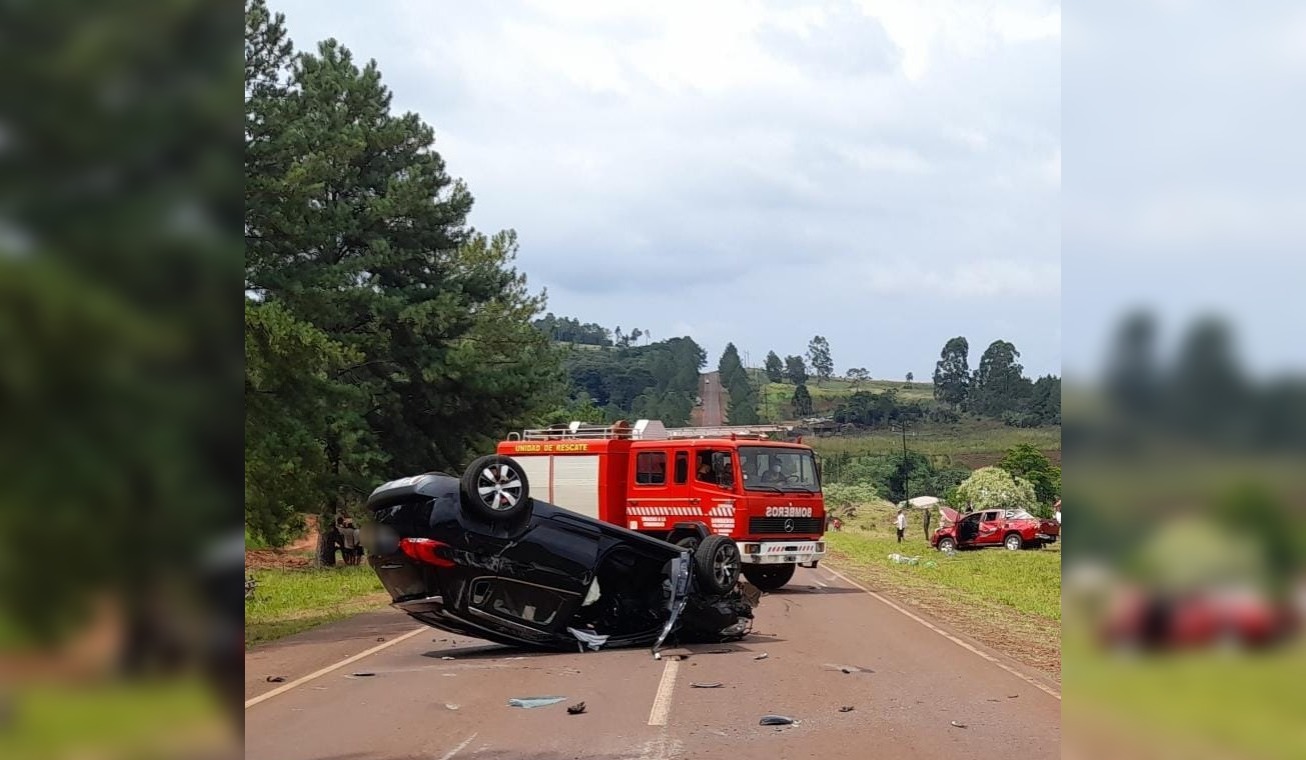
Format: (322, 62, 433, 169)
(245, 566, 1060, 760)
(699, 371, 723, 426)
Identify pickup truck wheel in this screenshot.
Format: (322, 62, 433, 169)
(1004, 533, 1023, 551)
(693, 536, 741, 595)
(741, 563, 796, 591)
(460, 455, 531, 522)
(937, 537, 957, 553)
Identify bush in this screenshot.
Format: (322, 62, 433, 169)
(954, 466, 1038, 513)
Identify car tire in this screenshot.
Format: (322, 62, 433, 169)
(1004, 533, 1023, 551)
(693, 535, 741, 595)
(741, 563, 796, 592)
(937, 537, 957, 553)
(460, 455, 531, 522)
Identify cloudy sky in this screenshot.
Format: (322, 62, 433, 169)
(273, 0, 1062, 379)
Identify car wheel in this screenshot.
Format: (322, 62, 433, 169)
(1004, 533, 1023, 551)
(460, 455, 531, 522)
(937, 537, 956, 553)
(693, 535, 741, 595)
(741, 563, 796, 592)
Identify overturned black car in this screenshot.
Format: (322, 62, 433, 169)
(362, 455, 760, 655)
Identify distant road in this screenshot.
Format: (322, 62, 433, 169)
(699, 371, 724, 426)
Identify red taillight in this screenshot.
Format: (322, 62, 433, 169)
(399, 538, 455, 568)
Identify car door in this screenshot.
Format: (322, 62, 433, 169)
(975, 510, 1004, 546)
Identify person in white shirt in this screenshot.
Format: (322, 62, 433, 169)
(895, 508, 906, 543)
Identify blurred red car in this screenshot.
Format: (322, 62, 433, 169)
(930, 506, 1060, 552)
(1099, 586, 1299, 651)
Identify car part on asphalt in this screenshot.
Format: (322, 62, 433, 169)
(567, 702, 587, 715)
(691, 682, 723, 688)
(754, 652, 768, 660)
(839, 706, 855, 712)
(507, 697, 567, 709)
(951, 721, 967, 728)
(759, 715, 795, 725)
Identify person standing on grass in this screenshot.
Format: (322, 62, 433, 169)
(895, 508, 906, 543)
(923, 506, 932, 540)
(341, 518, 359, 566)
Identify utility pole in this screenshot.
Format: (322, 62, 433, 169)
(893, 419, 910, 504)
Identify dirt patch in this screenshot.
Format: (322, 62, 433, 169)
(827, 551, 1061, 681)
(246, 516, 321, 571)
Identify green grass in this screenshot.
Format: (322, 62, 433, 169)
(828, 529, 1062, 620)
(760, 378, 935, 417)
(0, 679, 231, 759)
(811, 419, 1061, 460)
(244, 564, 389, 646)
(1062, 629, 1306, 760)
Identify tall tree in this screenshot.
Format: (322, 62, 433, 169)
(932, 337, 970, 409)
(846, 367, 870, 387)
(1166, 316, 1248, 438)
(1104, 311, 1160, 419)
(905, 371, 914, 383)
(764, 351, 784, 383)
(807, 335, 833, 385)
(718, 343, 747, 392)
(784, 355, 808, 385)
(791, 384, 814, 416)
(969, 341, 1027, 417)
(727, 380, 762, 425)
(245, 13, 560, 542)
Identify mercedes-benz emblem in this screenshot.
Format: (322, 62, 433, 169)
(784, 519, 795, 533)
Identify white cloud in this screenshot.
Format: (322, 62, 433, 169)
(273, 0, 1062, 376)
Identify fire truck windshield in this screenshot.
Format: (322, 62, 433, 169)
(739, 446, 820, 492)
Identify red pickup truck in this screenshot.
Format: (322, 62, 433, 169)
(931, 506, 1060, 552)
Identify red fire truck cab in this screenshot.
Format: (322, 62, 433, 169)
(496, 419, 827, 591)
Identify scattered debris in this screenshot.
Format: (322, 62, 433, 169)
(1007, 694, 1019, 699)
(951, 721, 967, 729)
(376, 637, 386, 642)
(445, 704, 460, 711)
(441, 656, 455, 661)
(508, 696, 567, 709)
(265, 675, 286, 683)
(759, 715, 794, 726)
(567, 702, 587, 715)
(707, 648, 733, 654)
(691, 682, 723, 688)
(351, 672, 375, 677)
(754, 653, 769, 660)
(839, 706, 855, 713)
(567, 627, 609, 651)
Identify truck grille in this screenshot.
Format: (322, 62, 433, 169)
(748, 517, 823, 535)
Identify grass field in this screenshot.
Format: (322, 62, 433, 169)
(758, 377, 935, 418)
(810, 419, 1061, 466)
(0, 679, 233, 759)
(824, 496, 1062, 675)
(1062, 630, 1306, 760)
(244, 564, 389, 646)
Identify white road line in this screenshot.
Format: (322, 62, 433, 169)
(813, 579, 828, 588)
(821, 565, 1061, 700)
(437, 733, 478, 760)
(646, 657, 681, 726)
(244, 626, 428, 709)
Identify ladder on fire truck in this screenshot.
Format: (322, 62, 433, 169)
(510, 419, 794, 442)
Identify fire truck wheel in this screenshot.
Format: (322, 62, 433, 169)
(741, 563, 796, 591)
(460, 455, 531, 522)
(693, 536, 741, 595)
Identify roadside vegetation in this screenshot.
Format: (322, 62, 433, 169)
(244, 565, 388, 646)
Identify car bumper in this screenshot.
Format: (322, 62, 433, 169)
(1036, 533, 1058, 542)
(736, 540, 826, 565)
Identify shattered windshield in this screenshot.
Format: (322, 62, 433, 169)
(739, 447, 820, 492)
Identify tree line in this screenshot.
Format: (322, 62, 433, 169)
(932, 337, 1061, 427)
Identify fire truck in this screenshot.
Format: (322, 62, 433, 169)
(494, 419, 827, 590)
